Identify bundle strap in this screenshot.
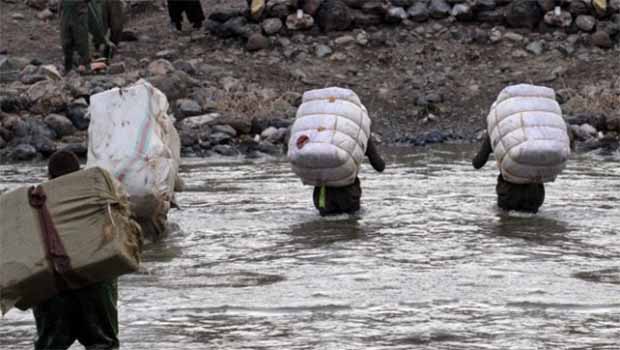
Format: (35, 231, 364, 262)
(28, 186, 72, 290)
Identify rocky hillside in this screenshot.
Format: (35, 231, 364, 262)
(1, 0, 619, 162)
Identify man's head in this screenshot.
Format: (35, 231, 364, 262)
(48, 150, 80, 180)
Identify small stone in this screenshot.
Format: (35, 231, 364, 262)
(212, 124, 237, 137)
(503, 32, 524, 42)
(334, 35, 355, 45)
(316, 44, 333, 58)
(147, 59, 174, 76)
(505, 0, 544, 29)
(44, 114, 76, 138)
(526, 40, 545, 55)
(512, 49, 529, 58)
(213, 145, 238, 156)
(452, 4, 474, 22)
(246, 33, 271, 52)
(489, 28, 503, 43)
(428, 0, 451, 19)
(262, 18, 283, 35)
(356, 31, 369, 46)
(11, 13, 25, 20)
(575, 15, 596, 33)
(37, 9, 53, 20)
(385, 7, 408, 24)
(329, 52, 347, 61)
(579, 123, 598, 137)
(155, 49, 177, 59)
(108, 62, 126, 74)
(408, 2, 429, 22)
(175, 99, 202, 119)
(591, 30, 613, 48)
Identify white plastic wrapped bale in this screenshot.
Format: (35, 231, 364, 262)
(87, 81, 181, 240)
(487, 84, 571, 184)
(287, 87, 371, 187)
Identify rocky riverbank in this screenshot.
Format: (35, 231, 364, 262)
(1, 0, 619, 162)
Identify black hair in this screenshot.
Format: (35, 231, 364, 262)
(48, 150, 80, 180)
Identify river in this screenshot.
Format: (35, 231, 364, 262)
(1, 145, 619, 350)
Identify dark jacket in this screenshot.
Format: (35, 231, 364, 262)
(313, 137, 385, 216)
(473, 132, 545, 213)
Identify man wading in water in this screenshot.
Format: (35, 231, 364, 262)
(312, 136, 385, 216)
(32, 150, 119, 350)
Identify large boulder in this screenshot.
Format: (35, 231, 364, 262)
(44, 113, 76, 138)
(408, 2, 430, 22)
(429, 0, 452, 19)
(26, 80, 68, 114)
(10, 144, 38, 161)
(505, 0, 544, 29)
(316, 0, 353, 32)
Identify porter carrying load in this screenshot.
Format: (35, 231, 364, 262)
(487, 84, 571, 184)
(87, 81, 181, 240)
(288, 87, 372, 187)
(0, 167, 142, 315)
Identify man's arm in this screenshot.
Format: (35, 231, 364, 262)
(472, 131, 492, 169)
(366, 137, 385, 172)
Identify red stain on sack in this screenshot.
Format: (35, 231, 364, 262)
(296, 135, 310, 149)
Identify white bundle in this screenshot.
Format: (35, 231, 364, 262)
(488, 84, 570, 184)
(288, 87, 371, 187)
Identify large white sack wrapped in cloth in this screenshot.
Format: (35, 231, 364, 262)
(488, 84, 570, 184)
(288, 87, 372, 187)
(87, 81, 181, 240)
(0, 167, 142, 315)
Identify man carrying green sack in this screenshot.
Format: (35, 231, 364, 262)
(32, 150, 119, 350)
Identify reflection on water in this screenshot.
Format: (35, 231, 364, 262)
(1, 146, 619, 350)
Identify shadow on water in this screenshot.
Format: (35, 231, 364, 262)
(284, 216, 364, 249)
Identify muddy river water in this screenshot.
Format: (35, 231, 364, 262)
(1, 145, 619, 350)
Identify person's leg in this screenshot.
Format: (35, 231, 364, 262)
(33, 293, 77, 350)
(74, 3, 91, 69)
(76, 280, 120, 350)
(167, 0, 183, 30)
(61, 11, 74, 73)
(184, 0, 206, 29)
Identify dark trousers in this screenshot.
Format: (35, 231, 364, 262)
(33, 279, 119, 350)
(167, 0, 206, 30)
(496, 174, 545, 213)
(61, 1, 90, 72)
(313, 178, 362, 216)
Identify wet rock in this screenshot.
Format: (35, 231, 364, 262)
(385, 7, 408, 24)
(579, 123, 598, 138)
(429, 0, 451, 19)
(212, 124, 238, 137)
(316, 0, 352, 32)
(247, 33, 271, 51)
(179, 113, 220, 130)
(27, 80, 68, 114)
(175, 99, 202, 120)
(592, 30, 613, 48)
(286, 13, 315, 30)
(213, 144, 238, 156)
(44, 114, 76, 138)
(262, 18, 283, 35)
(452, 4, 475, 22)
(66, 98, 90, 130)
(11, 118, 56, 140)
(147, 59, 174, 76)
(10, 144, 37, 161)
(209, 132, 232, 145)
(0, 94, 30, 113)
(30, 134, 57, 156)
(61, 143, 87, 158)
(257, 141, 280, 155)
(505, 0, 544, 29)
